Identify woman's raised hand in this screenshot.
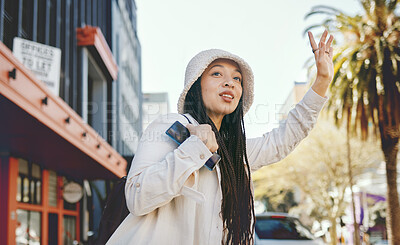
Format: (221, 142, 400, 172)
(186, 124, 219, 153)
(307, 30, 334, 97)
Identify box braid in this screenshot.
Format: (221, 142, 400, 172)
(183, 78, 255, 245)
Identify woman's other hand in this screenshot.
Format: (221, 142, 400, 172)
(186, 124, 219, 153)
(308, 30, 334, 97)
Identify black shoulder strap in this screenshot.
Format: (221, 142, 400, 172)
(181, 114, 191, 124)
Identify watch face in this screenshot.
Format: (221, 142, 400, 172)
(166, 121, 191, 145)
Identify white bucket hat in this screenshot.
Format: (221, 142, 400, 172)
(177, 49, 254, 115)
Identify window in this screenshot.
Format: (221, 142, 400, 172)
(37, 0, 47, 44)
(3, 0, 18, 49)
(16, 209, 41, 245)
(17, 159, 42, 205)
(49, 0, 57, 47)
(13, 157, 81, 244)
(48, 170, 57, 207)
(48, 213, 58, 244)
(63, 215, 77, 245)
(21, 0, 34, 40)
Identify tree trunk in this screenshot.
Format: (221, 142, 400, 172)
(347, 131, 361, 245)
(379, 44, 400, 245)
(381, 135, 400, 245)
(329, 218, 338, 245)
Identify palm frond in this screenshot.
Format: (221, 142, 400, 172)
(303, 24, 326, 36)
(387, 0, 398, 12)
(309, 5, 346, 16)
(307, 0, 400, 139)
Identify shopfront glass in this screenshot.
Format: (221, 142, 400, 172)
(48, 170, 57, 207)
(14, 157, 80, 244)
(16, 209, 41, 245)
(17, 159, 41, 205)
(63, 215, 77, 245)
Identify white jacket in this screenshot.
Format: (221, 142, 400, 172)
(106, 88, 327, 245)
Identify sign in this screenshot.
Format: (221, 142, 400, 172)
(63, 182, 83, 203)
(12, 37, 61, 96)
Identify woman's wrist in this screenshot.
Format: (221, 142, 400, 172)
(311, 76, 331, 97)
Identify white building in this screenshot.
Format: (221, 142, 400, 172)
(142, 92, 170, 131)
(278, 81, 308, 123)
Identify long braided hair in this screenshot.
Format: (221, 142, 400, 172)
(183, 78, 255, 244)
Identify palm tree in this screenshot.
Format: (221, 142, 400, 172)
(306, 0, 400, 244)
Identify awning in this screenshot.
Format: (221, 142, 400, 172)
(0, 41, 126, 179)
(76, 25, 118, 81)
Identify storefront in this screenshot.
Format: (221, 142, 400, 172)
(0, 0, 141, 243)
(0, 41, 127, 244)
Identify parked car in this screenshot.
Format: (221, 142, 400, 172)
(254, 212, 324, 245)
(373, 241, 389, 245)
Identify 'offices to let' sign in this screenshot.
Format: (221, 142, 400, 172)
(13, 37, 61, 97)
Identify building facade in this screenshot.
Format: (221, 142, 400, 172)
(278, 81, 307, 123)
(0, 0, 141, 244)
(111, 0, 142, 156)
(142, 92, 169, 131)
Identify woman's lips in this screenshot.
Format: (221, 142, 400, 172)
(220, 95, 233, 102)
(219, 90, 235, 103)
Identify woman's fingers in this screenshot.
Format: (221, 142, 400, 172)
(319, 30, 328, 45)
(319, 39, 327, 57)
(308, 30, 334, 84)
(308, 31, 319, 59)
(309, 30, 334, 59)
(308, 31, 318, 49)
(329, 47, 333, 58)
(326, 35, 334, 50)
(186, 123, 218, 153)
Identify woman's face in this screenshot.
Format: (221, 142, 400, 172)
(200, 59, 243, 119)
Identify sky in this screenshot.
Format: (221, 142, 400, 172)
(136, 0, 362, 138)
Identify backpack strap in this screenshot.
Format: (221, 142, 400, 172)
(181, 114, 191, 124)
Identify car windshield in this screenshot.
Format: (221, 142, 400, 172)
(255, 216, 315, 240)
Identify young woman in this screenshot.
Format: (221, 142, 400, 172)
(106, 30, 334, 245)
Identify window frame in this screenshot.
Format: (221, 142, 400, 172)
(10, 157, 81, 245)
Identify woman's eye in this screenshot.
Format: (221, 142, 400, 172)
(234, 77, 242, 82)
(212, 72, 221, 76)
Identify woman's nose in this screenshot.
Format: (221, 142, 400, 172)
(224, 80, 234, 88)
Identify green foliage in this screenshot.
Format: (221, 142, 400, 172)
(306, 1, 400, 140)
(304, 1, 400, 242)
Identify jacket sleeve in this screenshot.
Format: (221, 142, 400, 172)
(125, 113, 212, 216)
(246, 88, 327, 172)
